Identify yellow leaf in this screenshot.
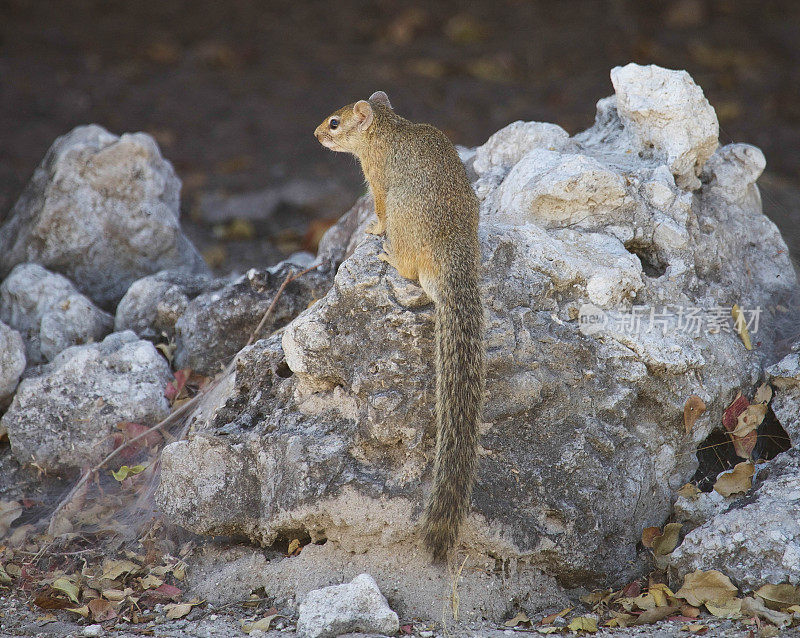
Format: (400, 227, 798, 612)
(242, 614, 278, 633)
(52, 577, 80, 603)
(705, 597, 742, 618)
(287, 538, 301, 555)
(633, 593, 656, 611)
(567, 616, 598, 632)
(65, 605, 89, 617)
(731, 304, 752, 350)
(101, 588, 126, 601)
(634, 606, 679, 624)
(713, 462, 755, 497)
(111, 464, 147, 482)
(755, 583, 800, 610)
(675, 570, 738, 607)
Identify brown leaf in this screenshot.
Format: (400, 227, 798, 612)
(677, 483, 701, 500)
(754, 583, 800, 610)
(753, 383, 773, 405)
(641, 527, 661, 548)
(651, 523, 682, 556)
(675, 570, 738, 607)
(34, 593, 72, 610)
(634, 605, 679, 624)
(541, 607, 572, 624)
(152, 583, 182, 601)
(504, 611, 531, 627)
(165, 602, 192, 619)
(88, 598, 117, 621)
(684, 396, 706, 433)
(680, 604, 701, 618)
(732, 430, 757, 460)
(713, 462, 755, 497)
(705, 597, 742, 618)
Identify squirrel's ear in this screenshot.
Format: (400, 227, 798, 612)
(353, 100, 374, 132)
(369, 91, 392, 110)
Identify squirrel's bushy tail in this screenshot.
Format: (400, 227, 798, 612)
(422, 266, 484, 561)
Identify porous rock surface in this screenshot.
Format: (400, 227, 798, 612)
(0, 124, 208, 308)
(155, 64, 798, 620)
(0, 321, 25, 406)
(669, 448, 800, 589)
(0, 263, 113, 364)
(1, 331, 172, 471)
(295, 573, 399, 638)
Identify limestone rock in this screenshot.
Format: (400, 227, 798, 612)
(1, 331, 172, 471)
(610, 63, 719, 190)
(0, 125, 208, 308)
(155, 65, 798, 620)
(173, 259, 331, 376)
(669, 448, 800, 589)
(0, 263, 113, 364)
(114, 270, 224, 343)
(0, 322, 25, 406)
(766, 344, 800, 446)
(296, 574, 399, 638)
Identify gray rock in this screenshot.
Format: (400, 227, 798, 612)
(114, 270, 224, 343)
(0, 321, 25, 406)
(1, 331, 172, 471)
(669, 448, 800, 589)
(0, 125, 209, 308)
(296, 574, 399, 638)
(0, 263, 113, 364)
(766, 344, 800, 446)
(173, 259, 331, 376)
(155, 65, 798, 620)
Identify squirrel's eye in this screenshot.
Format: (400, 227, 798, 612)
(329, 118, 339, 130)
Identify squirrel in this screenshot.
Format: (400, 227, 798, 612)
(314, 91, 485, 561)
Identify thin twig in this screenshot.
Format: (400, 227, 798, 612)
(44, 263, 319, 534)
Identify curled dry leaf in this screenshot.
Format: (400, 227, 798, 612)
(504, 611, 530, 627)
(641, 527, 661, 548)
(541, 607, 572, 624)
(723, 393, 749, 432)
(65, 605, 90, 617)
(683, 395, 706, 433)
(102, 559, 141, 580)
(675, 569, 738, 607)
(742, 596, 792, 627)
(731, 304, 752, 350)
(88, 597, 117, 621)
(242, 613, 278, 633)
(165, 602, 193, 619)
(51, 577, 80, 603)
(713, 461, 755, 497)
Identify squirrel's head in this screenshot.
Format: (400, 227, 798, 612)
(314, 91, 393, 154)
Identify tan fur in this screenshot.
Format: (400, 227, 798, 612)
(315, 93, 485, 561)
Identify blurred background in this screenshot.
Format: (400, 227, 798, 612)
(2, 0, 799, 272)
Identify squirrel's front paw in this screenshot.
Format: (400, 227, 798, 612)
(366, 219, 386, 235)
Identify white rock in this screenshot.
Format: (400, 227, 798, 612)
(0, 321, 25, 405)
(610, 63, 719, 190)
(473, 120, 570, 176)
(82, 624, 103, 637)
(1, 331, 172, 470)
(296, 573, 399, 638)
(0, 263, 112, 363)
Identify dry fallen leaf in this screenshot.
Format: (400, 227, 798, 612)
(51, 577, 80, 603)
(165, 602, 193, 619)
(242, 613, 279, 633)
(731, 304, 752, 350)
(705, 597, 741, 618)
(675, 569, 738, 607)
(634, 605, 679, 624)
(567, 616, 598, 632)
(713, 461, 755, 497)
(677, 483, 701, 500)
(88, 597, 117, 621)
(753, 383, 773, 405)
(102, 558, 141, 580)
(541, 607, 572, 624)
(504, 611, 530, 627)
(732, 403, 767, 437)
(65, 605, 90, 617)
(683, 396, 706, 433)
(652, 523, 682, 556)
(755, 583, 800, 610)
(742, 596, 792, 627)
